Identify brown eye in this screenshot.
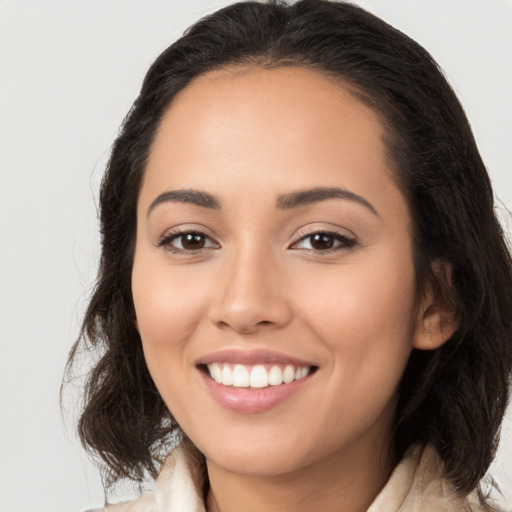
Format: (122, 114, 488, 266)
(291, 231, 357, 252)
(181, 233, 206, 250)
(159, 231, 219, 252)
(310, 233, 335, 250)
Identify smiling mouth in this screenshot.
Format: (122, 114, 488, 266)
(200, 363, 318, 389)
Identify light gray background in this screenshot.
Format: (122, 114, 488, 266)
(0, 1, 510, 511)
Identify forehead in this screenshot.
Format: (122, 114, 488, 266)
(141, 65, 408, 226)
(155, 65, 385, 156)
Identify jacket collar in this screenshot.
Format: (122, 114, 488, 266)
(106, 443, 481, 511)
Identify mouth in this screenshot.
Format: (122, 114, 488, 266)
(199, 362, 317, 389)
(195, 350, 318, 413)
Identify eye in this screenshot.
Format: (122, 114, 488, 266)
(158, 230, 220, 253)
(291, 231, 357, 252)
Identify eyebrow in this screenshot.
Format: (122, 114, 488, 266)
(147, 189, 221, 216)
(276, 187, 379, 216)
(147, 186, 378, 217)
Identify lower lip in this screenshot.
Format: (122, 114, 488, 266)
(199, 369, 312, 414)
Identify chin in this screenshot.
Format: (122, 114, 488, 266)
(193, 430, 312, 477)
(207, 447, 308, 477)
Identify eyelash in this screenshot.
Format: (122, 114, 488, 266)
(158, 230, 219, 254)
(291, 230, 357, 253)
(158, 229, 357, 254)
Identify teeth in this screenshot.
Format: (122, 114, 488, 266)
(207, 363, 312, 388)
(210, 363, 222, 383)
(283, 365, 295, 384)
(268, 365, 283, 386)
(222, 365, 233, 386)
(232, 364, 249, 387)
(250, 365, 269, 388)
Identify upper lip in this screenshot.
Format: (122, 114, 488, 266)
(196, 349, 317, 367)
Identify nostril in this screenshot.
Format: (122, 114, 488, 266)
(216, 320, 233, 331)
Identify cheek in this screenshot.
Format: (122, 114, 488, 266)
(306, 250, 416, 332)
(131, 254, 209, 372)
(298, 257, 417, 435)
(296, 251, 418, 378)
(131, 259, 213, 425)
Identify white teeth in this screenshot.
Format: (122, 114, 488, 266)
(206, 363, 312, 388)
(268, 365, 283, 386)
(209, 363, 222, 383)
(283, 365, 295, 384)
(250, 365, 269, 388)
(232, 364, 250, 387)
(222, 365, 233, 386)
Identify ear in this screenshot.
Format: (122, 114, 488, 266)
(413, 262, 459, 350)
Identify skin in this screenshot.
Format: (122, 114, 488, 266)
(132, 66, 455, 512)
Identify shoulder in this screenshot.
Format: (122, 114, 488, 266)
(87, 442, 207, 512)
(369, 445, 490, 512)
(104, 491, 155, 512)
(83, 490, 155, 512)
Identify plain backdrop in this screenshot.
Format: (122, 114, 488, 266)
(0, 1, 511, 511)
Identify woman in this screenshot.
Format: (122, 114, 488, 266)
(68, 0, 512, 510)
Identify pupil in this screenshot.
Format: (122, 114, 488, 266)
(183, 233, 204, 249)
(311, 233, 334, 250)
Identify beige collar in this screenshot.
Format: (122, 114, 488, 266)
(105, 444, 481, 511)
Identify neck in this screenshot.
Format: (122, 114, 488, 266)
(205, 436, 395, 512)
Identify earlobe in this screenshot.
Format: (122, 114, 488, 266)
(413, 262, 459, 350)
(413, 303, 458, 350)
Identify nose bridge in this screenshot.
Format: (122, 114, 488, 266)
(210, 238, 290, 333)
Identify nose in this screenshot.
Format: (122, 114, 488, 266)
(208, 249, 292, 335)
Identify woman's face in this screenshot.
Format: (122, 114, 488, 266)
(132, 66, 427, 477)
